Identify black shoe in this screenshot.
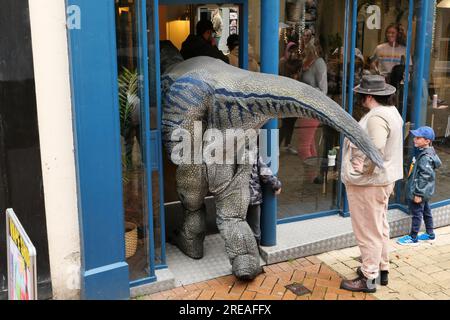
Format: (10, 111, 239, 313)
(340, 275, 376, 293)
(357, 267, 388, 286)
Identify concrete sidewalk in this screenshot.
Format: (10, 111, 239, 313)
(139, 225, 450, 300)
(318, 225, 450, 300)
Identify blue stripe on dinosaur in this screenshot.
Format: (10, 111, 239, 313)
(176, 76, 207, 89)
(165, 96, 189, 112)
(171, 84, 205, 104)
(237, 103, 245, 123)
(247, 104, 256, 117)
(225, 102, 234, 126)
(214, 88, 329, 119)
(162, 118, 183, 126)
(255, 101, 266, 115)
(171, 90, 199, 107)
(286, 103, 292, 114)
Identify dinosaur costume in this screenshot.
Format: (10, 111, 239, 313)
(160, 41, 383, 280)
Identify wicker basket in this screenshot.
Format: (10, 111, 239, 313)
(125, 222, 138, 258)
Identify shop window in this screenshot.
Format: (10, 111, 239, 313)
(423, 4, 450, 203)
(273, 0, 347, 217)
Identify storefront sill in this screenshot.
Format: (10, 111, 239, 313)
(130, 268, 175, 299)
(261, 205, 450, 265)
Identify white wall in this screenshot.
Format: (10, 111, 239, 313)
(28, 0, 81, 300)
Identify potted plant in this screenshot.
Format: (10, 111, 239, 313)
(118, 67, 140, 258)
(118, 67, 139, 174)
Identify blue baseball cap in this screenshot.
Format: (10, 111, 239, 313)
(410, 126, 435, 141)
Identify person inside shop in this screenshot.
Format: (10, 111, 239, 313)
(212, 9, 223, 48)
(297, 40, 328, 182)
(370, 23, 411, 84)
(279, 42, 302, 155)
(300, 29, 314, 53)
(180, 19, 229, 64)
(226, 34, 260, 72)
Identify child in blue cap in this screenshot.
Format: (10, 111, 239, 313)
(397, 126, 442, 245)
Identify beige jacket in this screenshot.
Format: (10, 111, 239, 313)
(342, 106, 404, 186)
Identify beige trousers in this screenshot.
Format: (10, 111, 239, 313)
(346, 183, 395, 280)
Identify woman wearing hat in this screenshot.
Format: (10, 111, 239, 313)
(340, 75, 404, 293)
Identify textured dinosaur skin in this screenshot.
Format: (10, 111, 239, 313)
(160, 43, 383, 280)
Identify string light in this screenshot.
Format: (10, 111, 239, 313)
(298, 3, 306, 55)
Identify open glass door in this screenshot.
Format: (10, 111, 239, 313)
(115, 0, 165, 285)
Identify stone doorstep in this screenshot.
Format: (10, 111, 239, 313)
(261, 207, 450, 265)
(130, 268, 176, 299)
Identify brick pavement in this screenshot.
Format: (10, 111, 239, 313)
(139, 226, 450, 301)
(140, 256, 374, 300)
(317, 225, 450, 300)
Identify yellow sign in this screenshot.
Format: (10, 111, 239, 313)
(6, 209, 37, 300)
(8, 217, 31, 268)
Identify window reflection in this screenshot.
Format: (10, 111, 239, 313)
(272, 0, 345, 217)
(115, 0, 150, 281)
(424, 4, 450, 203)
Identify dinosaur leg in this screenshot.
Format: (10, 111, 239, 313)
(174, 164, 208, 259)
(207, 163, 262, 280)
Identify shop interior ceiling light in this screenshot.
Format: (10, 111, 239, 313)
(437, 0, 450, 8)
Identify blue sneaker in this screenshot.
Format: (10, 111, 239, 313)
(417, 233, 436, 243)
(397, 235, 419, 246)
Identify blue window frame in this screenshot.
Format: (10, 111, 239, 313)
(66, 0, 130, 300)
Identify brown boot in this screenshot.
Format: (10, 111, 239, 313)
(340, 275, 376, 293)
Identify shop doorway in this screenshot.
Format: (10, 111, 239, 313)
(114, 0, 249, 286)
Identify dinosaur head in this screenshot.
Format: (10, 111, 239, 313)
(160, 40, 184, 75)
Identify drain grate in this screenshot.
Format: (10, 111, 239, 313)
(285, 283, 312, 296)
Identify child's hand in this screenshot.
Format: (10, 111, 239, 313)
(274, 189, 282, 195)
(414, 196, 423, 204)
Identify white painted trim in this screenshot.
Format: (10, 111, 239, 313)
(28, 0, 81, 300)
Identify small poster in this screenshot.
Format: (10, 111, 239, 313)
(229, 8, 238, 35)
(6, 208, 37, 300)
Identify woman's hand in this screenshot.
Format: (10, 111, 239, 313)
(351, 156, 365, 173)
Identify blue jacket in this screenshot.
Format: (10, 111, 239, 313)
(406, 147, 442, 202)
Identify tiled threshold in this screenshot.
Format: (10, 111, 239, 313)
(131, 205, 450, 297)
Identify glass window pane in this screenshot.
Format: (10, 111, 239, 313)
(425, 4, 450, 203)
(275, 0, 346, 217)
(352, 0, 413, 206)
(115, 0, 150, 281)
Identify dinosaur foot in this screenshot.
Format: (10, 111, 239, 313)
(173, 230, 205, 259)
(232, 254, 263, 281)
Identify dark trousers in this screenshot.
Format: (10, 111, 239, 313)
(410, 200, 434, 237)
(247, 204, 261, 243)
(279, 118, 297, 147)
